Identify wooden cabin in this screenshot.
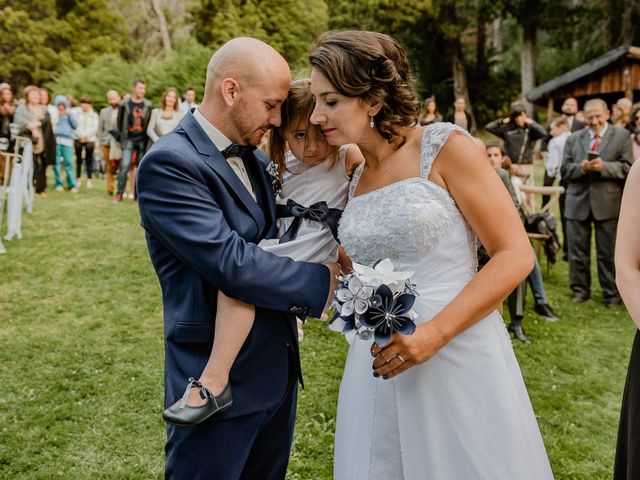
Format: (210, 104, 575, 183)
(526, 45, 640, 117)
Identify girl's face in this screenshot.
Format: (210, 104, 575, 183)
(309, 68, 372, 146)
(487, 146, 503, 169)
(286, 119, 332, 166)
(426, 101, 436, 114)
(165, 91, 178, 108)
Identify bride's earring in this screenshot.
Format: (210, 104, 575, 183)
(370, 116, 375, 128)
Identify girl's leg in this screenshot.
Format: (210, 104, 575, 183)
(62, 146, 76, 189)
(186, 292, 255, 405)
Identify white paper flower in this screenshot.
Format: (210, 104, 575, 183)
(335, 275, 374, 317)
(351, 259, 414, 293)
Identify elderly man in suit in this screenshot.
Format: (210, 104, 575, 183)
(561, 98, 634, 308)
(137, 37, 339, 479)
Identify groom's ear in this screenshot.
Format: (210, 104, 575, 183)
(220, 78, 239, 106)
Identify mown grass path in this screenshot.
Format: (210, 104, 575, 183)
(0, 177, 634, 479)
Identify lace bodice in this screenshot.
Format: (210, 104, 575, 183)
(339, 123, 476, 276)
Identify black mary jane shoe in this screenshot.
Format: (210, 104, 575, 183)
(163, 377, 233, 426)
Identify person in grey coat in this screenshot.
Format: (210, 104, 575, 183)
(560, 98, 634, 308)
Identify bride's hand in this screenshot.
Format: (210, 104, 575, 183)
(371, 321, 448, 379)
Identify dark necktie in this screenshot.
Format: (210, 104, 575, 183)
(221, 144, 256, 161)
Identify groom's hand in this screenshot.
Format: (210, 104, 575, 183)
(324, 262, 341, 310)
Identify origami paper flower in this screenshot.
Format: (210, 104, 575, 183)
(361, 284, 417, 346)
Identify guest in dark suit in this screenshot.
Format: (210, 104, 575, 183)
(560, 98, 634, 307)
(137, 37, 338, 480)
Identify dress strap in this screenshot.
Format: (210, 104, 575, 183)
(420, 122, 472, 179)
(348, 162, 365, 200)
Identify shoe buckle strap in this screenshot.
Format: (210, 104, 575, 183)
(178, 377, 210, 409)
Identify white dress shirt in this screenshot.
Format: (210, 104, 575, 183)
(193, 108, 255, 200)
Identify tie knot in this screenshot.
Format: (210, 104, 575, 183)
(222, 144, 256, 160)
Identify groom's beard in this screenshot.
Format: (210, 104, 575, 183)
(232, 97, 269, 146)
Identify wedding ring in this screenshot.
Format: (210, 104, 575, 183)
(394, 355, 405, 364)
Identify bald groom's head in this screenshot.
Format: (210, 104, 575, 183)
(204, 37, 290, 98)
(200, 37, 292, 146)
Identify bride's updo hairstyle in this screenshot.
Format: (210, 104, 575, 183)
(309, 30, 419, 146)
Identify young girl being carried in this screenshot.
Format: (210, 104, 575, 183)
(163, 79, 363, 426)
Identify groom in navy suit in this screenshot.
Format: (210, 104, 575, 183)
(137, 38, 338, 479)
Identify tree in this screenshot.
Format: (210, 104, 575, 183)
(190, 0, 328, 67)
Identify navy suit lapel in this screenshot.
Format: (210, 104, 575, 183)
(244, 152, 276, 239)
(179, 113, 266, 235)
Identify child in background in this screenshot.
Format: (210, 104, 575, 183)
(163, 79, 363, 426)
(52, 96, 78, 192)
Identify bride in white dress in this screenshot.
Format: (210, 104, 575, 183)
(309, 31, 554, 479)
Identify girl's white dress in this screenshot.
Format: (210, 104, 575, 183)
(258, 146, 350, 263)
(334, 123, 554, 479)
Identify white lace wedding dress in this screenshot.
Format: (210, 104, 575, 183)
(334, 123, 554, 479)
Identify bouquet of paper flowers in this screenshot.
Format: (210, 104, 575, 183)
(328, 259, 418, 346)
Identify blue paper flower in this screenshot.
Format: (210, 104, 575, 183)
(361, 284, 417, 346)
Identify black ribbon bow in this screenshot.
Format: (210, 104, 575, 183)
(221, 143, 256, 161)
(277, 199, 342, 244)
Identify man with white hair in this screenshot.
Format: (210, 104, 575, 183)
(561, 98, 634, 308)
(137, 37, 339, 479)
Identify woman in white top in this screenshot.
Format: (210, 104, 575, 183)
(74, 96, 99, 188)
(147, 88, 184, 146)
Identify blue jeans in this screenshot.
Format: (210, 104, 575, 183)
(527, 252, 548, 305)
(117, 138, 146, 195)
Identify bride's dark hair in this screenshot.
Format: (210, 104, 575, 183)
(309, 30, 419, 147)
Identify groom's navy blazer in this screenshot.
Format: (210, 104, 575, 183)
(137, 112, 329, 476)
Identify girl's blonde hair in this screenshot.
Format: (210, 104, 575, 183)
(267, 79, 338, 180)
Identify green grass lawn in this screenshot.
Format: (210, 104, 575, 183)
(0, 175, 635, 479)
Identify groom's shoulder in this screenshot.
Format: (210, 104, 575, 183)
(140, 129, 199, 171)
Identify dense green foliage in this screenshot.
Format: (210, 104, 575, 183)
(3, 0, 638, 122)
(0, 175, 636, 478)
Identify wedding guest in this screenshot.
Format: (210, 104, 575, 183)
(40, 87, 58, 126)
(52, 95, 78, 192)
(486, 104, 547, 212)
(179, 87, 198, 114)
(115, 79, 152, 202)
(486, 142, 560, 342)
(543, 116, 570, 205)
(310, 29, 552, 479)
(98, 90, 121, 196)
(560, 97, 585, 132)
(0, 85, 16, 180)
(14, 85, 55, 196)
(147, 88, 184, 146)
(561, 98, 634, 307)
(419, 97, 442, 126)
(630, 104, 640, 163)
(612, 98, 632, 130)
(74, 96, 99, 189)
(613, 159, 640, 480)
(446, 96, 473, 132)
